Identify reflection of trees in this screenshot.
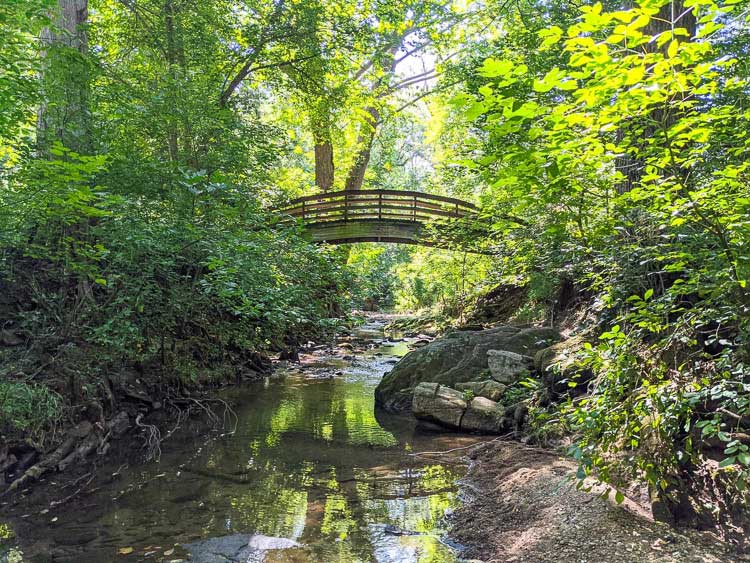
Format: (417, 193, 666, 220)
(212, 376, 466, 559)
(97, 374, 465, 560)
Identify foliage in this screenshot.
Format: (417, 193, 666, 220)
(394, 247, 493, 316)
(0, 381, 62, 443)
(452, 0, 750, 524)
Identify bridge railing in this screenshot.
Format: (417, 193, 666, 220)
(281, 189, 478, 225)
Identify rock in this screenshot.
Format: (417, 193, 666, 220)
(487, 350, 533, 383)
(107, 411, 131, 437)
(412, 383, 467, 428)
(461, 397, 507, 433)
(412, 383, 509, 434)
(410, 339, 431, 349)
(375, 325, 559, 412)
(455, 380, 507, 402)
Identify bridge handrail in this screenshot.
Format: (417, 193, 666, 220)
(281, 189, 478, 224)
(284, 189, 477, 209)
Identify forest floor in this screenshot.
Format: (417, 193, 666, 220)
(450, 440, 745, 563)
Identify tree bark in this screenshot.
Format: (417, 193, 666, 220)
(344, 107, 380, 191)
(314, 135, 334, 191)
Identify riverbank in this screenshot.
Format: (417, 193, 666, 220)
(450, 440, 744, 563)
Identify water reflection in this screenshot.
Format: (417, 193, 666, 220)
(11, 322, 480, 562)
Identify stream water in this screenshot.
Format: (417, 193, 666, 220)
(1, 318, 485, 563)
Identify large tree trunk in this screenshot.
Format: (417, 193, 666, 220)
(616, 0, 696, 194)
(37, 0, 90, 155)
(344, 107, 380, 192)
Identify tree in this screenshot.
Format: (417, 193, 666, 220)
(37, 0, 91, 154)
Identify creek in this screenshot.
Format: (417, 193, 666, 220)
(1, 317, 486, 563)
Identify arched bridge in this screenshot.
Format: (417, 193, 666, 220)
(281, 189, 486, 250)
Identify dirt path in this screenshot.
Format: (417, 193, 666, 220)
(450, 441, 744, 563)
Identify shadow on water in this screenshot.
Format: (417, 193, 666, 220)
(2, 319, 486, 563)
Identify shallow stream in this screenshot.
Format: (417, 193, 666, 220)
(2, 318, 484, 562)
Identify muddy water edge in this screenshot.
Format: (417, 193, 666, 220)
(1, 316, 487, 563)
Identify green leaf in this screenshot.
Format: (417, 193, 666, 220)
(667, 39, 679, 58)
(719, 457, 736, 468)
(478, 58, 515, 78)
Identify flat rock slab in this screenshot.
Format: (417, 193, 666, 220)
(462, 397, 506, 433)
(455, 380, 507, 402)
(412, 382, 467, 428)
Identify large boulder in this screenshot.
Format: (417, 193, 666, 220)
(487, 350, 533, 383)
(454, 380, 507, 402)
(412, 383, 467, 428)
(375, 326, 559, 412)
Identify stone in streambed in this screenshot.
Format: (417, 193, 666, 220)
(461, 397, 507, 433)
(411, 383, 509, 434)
(412, 383, 467, 428)
(487, 350, 533, 383)
(184, 534, 302, 563)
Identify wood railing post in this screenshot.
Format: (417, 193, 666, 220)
(344, 192, 349, 222)
(301, 200, 306, 220)
(378, 192, 382, 220)
(413, 194, 417, 222)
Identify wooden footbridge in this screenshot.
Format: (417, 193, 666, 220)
(280, 189, 487, 250)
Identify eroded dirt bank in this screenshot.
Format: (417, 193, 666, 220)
(449, 441, 744, 563)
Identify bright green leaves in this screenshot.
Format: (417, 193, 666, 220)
(533, 67, 577, 92)
(538, 26, 564, 50)
(478, 58, 515, 78)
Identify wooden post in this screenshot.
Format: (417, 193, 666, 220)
(301, 200, 306, 220)
(413, 194, 417, 222)
(344, 192, 349, 222)
(378, 192, 382, 220)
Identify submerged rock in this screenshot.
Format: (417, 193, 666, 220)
(375, 325, 558, 412)
(487, 350, 533, 383)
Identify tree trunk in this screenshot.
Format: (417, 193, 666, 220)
(37, 0, 90, 155)
(616, 0, 696, 194)
(344, 107, 380, 192)
(314, 134, 334, 191)
(164, 0, 181, 163)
